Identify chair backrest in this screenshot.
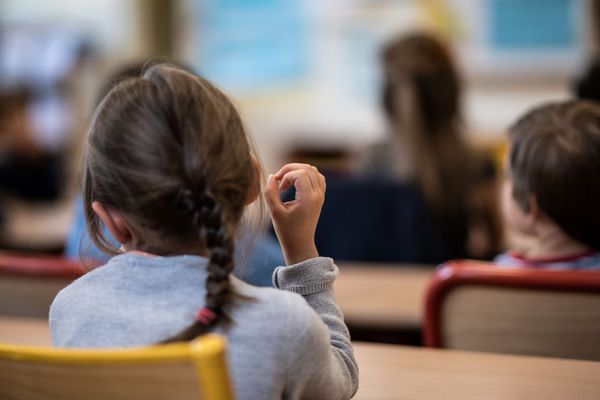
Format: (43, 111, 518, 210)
(424, 260, 600, 361)
(0, 251, 85, 318)
(0, 334, 234, 400)
(314, 177, 468, 263)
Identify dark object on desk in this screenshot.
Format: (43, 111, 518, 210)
(0, 154, 62, 200)
(315, 178, 467, 263)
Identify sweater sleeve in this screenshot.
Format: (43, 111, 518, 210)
(273, 257, 359, 399)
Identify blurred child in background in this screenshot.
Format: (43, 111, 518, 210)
(495, 101, 600, 269)
(0, 89, 62, 201)
(363, 32, 502, 259)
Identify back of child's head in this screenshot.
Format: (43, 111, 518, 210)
(83, 62, 257, 340)
(509, 100, 600, 250)
(381, 32, 460, 134)
(379, 32, 475, 228)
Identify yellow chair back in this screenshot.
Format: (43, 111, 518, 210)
(0, 334, 234, 400)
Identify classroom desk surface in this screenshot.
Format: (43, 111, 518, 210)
(335, 263, 434, 329)
(352, 342, 600, 400)
(0, 316, 52, 346)
(2, 317, 599, 399)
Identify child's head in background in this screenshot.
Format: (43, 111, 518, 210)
(380, 33, 474, 224)
(83, 63, 261, 339)
(381, 32, 460, 135)
(502, 101, 600, 254)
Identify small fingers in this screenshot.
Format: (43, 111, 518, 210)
(274, 163, 314, 179)
(311, 165, 326, 193)
(264, 174, 284, 215)
(304, 167, 319, 192)
(278, 169, 313, 195)
(274, 163, 324, 192)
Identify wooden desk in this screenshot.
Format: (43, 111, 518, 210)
(3, 318, 599, 399)
(335, 264, 434, 329)
(0, 316, 51, 346)
(353, 342, 600, 399)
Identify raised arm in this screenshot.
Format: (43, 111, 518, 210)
(265, 163, 358, 399)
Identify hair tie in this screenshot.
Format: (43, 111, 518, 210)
(196, 307, 217, 325)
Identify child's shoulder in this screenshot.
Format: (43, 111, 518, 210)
(492, 251, 525, 267)
(493, 250, 600, 270)
(230, 276, 324, 329)
(230, 277, 337, 362)
(50, 260, 116, 318)
(49, 260, 125, 346)
(231, 275, 311, 309)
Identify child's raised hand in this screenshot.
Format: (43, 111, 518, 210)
(264, 163, 326, 265)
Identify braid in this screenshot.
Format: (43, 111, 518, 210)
(200, 193, 235, 312)
(162, 187, 235, 343)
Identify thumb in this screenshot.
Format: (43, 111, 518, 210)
(264, 174, 284, 215)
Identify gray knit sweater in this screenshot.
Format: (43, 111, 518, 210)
(49, 253, 358, 400)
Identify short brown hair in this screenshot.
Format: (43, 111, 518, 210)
(509, 100, 600, 250)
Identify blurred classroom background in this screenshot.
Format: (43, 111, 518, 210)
(3, 3, 600, 398)
(0, 0, 597, 256)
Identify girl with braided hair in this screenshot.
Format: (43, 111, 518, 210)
(50, 63, 358, 400)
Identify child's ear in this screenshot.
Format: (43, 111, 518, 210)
(525, 195, 542, 225)
(529, 194, 556, 226)
(244, 156, 261, 205)
(91, 201, 133, 246)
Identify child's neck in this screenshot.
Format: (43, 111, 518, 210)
(123, 244, 207, 258)
(524, 224, 591, 260)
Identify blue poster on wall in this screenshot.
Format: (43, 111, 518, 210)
(487, 0, 576, 50)
(191, 0, 309, 93)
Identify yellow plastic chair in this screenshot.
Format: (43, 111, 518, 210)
(0, 334, 234, 400)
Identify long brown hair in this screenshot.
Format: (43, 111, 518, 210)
(83, 62, 257, 341)
(381, 33, 475, 224)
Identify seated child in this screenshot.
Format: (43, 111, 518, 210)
(50, 63, 358, 400)
(495, 100, 600, 269)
